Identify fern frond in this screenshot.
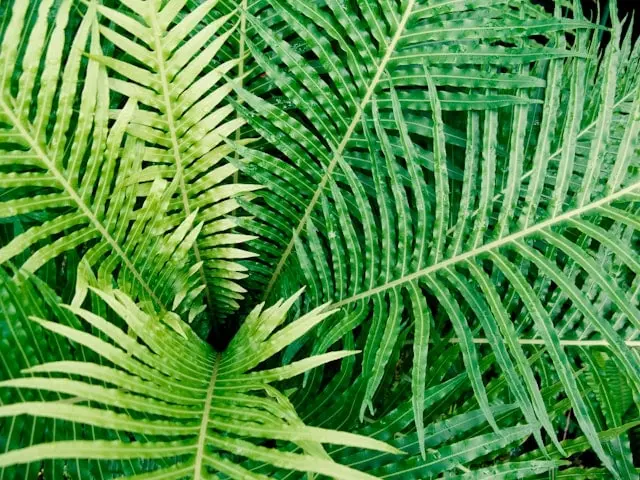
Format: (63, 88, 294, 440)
(1, 0, 638, 477)
(230, 0, 592, 298)
(232, 0, 640, 476)
(0, 1, 204, 319)
(0, 281, 399, 479)
(0, 269, 96, 479)
(96, 0, 259, 317)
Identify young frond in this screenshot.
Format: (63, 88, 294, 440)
(0, 1, 205, 320)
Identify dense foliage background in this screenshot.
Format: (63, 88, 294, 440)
(0, 0, 639, 478)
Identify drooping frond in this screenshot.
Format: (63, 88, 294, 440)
(232, 0, 640, 476)
(0, 280, 399, 479)
(95, 0, 260, 317)
(0, 1, 205, 320)
(280, 319, 637, 478)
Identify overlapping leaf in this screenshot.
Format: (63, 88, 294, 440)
(1, 0, 639, 477)
(231, 0, 640, 477)
(0, 0, 204, 320)
(96, 0, 260, 317)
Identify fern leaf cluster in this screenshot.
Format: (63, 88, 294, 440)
(1, 0, 639, 478)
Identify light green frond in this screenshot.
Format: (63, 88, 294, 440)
(95, 0, 257, 318)
(0, 1, 204, 320)
(0, 280, 397, 479)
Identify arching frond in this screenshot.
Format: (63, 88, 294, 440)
(0, 281, 399, 479)
(230, 0, 591, 297)
(1, 0, 638, 477)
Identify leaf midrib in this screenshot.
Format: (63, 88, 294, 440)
(0, 98, 164, 309)
(332, 180, 640, 308)
(194, 352, 220, 479)
(262, 0, 418, 301)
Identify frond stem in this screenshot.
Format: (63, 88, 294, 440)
(194, 352, 221, 478)
(451, 338, 640, 347)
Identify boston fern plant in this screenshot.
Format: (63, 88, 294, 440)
(0, 0, 639, 478)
